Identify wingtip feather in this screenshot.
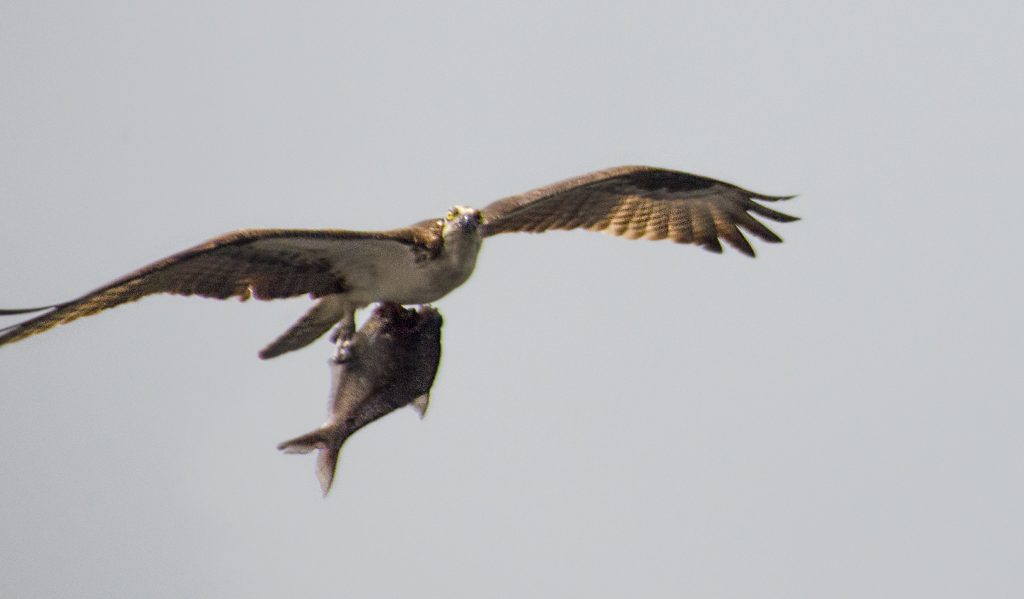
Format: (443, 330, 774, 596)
(751, 193, 798, 202)
(0, 305, 61, 316)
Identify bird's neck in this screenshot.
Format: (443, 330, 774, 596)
(440, 228, 482, 287)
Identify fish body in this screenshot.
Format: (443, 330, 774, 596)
(277, 303, 442, 495)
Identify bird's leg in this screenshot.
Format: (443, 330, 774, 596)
(330, 312, 356, 363)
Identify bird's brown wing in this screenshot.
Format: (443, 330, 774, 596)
(479, 165, 797, 256)
(0, 226, 440, 348)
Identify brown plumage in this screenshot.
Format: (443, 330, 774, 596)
(1, 165, 797, 356)
(0, 226, 442, 352)
(479, 165, 797, 254)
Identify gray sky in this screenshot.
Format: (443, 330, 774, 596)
(1, 1, 1021, 597)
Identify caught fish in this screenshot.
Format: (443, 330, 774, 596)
(278, 303, 443, 495)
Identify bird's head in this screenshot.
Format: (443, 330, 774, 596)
(440, 205, 483, 237)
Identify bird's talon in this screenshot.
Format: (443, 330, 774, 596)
(333, 339, 354, 363)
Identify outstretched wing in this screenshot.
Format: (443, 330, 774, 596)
(0, 226, 439, 348)
(480, 165, 797, 256)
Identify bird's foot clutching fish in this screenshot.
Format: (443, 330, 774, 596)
(333, 340, 354, 363)
(278, 303, 444, 495)
(0, 165, 800, 496)
(329, 313, 357, 362)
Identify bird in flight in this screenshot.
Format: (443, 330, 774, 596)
(0, 165, 798, 357)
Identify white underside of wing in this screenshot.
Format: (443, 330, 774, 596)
(247, 235, 464, 306)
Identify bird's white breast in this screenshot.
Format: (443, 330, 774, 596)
(322, 230, 482, 306)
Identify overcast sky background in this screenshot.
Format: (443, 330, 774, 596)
(1, 2, 1022, 598)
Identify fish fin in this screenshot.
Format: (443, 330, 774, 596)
(316, 446, 342, 496)
(411, 393, 430, 418)
(276, 428, 327, 454)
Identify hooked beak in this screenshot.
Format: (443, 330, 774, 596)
(459, 211, 483, 229)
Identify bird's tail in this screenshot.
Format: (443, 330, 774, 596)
(258, 298, 350, 359)
(277, 426, 346, 496)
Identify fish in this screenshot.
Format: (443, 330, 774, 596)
(277, 302, 443, 496)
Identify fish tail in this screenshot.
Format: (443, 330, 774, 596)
(277, 427, 346, 496)
(277, 428, 328, 454)
(315, 445, 342, 497)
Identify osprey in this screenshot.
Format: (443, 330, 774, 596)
(0, 166, 798, 357)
